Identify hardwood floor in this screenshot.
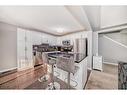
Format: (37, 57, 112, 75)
(0, 65, 47, 89)
(26, 74, 73, 89)
(0, 61, 119, 90)
(0, 65, 73, 89)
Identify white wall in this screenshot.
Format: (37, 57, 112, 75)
(0, 22, 17, 72)
(87, 31, 93, 69)
(92, 31, 98, 56)
(101, 6, 127, 28)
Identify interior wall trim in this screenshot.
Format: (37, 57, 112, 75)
(0, 67, 17, 73)
(97, 24, 127, 34)
(0, 21, 86, 37)
(103, 61, 118, 66)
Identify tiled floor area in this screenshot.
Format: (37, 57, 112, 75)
(85, 63, 118, 89)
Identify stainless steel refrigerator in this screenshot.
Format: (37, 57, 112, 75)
(73, 38, 87, 55)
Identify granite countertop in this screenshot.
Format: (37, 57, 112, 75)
(48, 52, 86, 63)
(119, 61, 127, 72)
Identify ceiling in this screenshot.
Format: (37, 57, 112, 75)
(0, 6, 91, 36)
(83, 6, 101, 31)
(0, 6, 127, 35)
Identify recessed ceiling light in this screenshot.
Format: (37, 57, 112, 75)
(56, 28, 64, 33)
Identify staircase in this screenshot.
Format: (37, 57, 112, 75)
(105, 32, 127, 47)
(99, 32, 127, 63)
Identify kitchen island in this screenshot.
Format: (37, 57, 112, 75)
(47, 51, 88, 89)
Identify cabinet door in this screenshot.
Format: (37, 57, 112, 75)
(17, 28, 33, 70)
(25, 30, 32, 43)
(32, 31, 41, 45)
(26, 30, 33, 67)
(37, 32, 42, 44)
(26, 42, 33, 66)
(25, 30, 32, 60)
(31, 31, 36, 45)
(17, 37, 25, 68)
(48, 36, 56, 45)
(17, 40, 25, 61)
(17, 28, 25, 68)
(17, 28, 25, 42)
(93, 56, 102, 71)
(57, 37, 61, 45)
(42, 36, 47, 43)
(82, 58, 87, 88)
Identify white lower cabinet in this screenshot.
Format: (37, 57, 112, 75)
(54, 57, 88, 89)
(82, 58, 87, 88)
(93, 56, 103, 71)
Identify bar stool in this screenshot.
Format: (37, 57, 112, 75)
(38, 52, 60, 89)
(38, 52, 50, 82)
(56, 57, 79, 89)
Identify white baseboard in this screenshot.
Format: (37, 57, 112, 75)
(103, 61, 118, 66)
(17, 65, 34, 71)
(0, 67, 17, 73)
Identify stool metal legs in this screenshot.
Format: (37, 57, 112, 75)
(46, 64, 60, 90)
(68, 72, 71, 89)
(38, 64, 49, 82)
